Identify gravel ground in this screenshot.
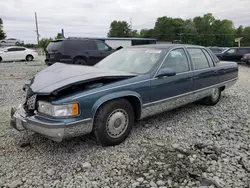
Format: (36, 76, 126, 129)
(0, 59, 249, 188)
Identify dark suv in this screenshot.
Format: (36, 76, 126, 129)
(45, 38, 115, 66)
(216, 47, 250, 61)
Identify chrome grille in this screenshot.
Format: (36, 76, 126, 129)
(27, 94, 37, 110)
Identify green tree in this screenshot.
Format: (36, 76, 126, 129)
(55, 33, 63, 39)
(235, 25, 243, 38)
(193, 13, 216, 46)
(0, 18, 6, 40)
(242, 27, 250, 46)
(213, 19, 235, 47)
(182, 19, 198, 44)
(139, 29, 155, 38)
(39, 38, 53, 51)
(108, 21, 132, 37)
(153, 16, 184, 42)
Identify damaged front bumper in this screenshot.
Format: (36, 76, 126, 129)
(10, 105, 93, 142)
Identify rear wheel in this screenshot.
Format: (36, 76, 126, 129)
(15, 42, 20, 45)
(74, 58, 87, 65)
(26, 55, 33, 61)
(94, 99, 134, 146)
(0, 57, 2, 62)
(203, 88, 221, 106)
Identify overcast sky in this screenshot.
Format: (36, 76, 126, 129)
(0, 0, 249, 43)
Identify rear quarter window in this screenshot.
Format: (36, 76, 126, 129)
(46, 41, 63, 52)
(65, 40, 96, 52)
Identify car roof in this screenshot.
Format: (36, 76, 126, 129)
(6, 46, 25, 48)
(129, 44, 204, 49)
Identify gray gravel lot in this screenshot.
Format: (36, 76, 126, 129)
(0, 58, 250, 188)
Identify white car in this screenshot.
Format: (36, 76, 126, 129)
(0, 47, 38, 62)
(0, 38, 24, 45)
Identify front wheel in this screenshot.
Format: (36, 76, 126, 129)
(94, 99, 134, 146)
(203, 88, 221, 106)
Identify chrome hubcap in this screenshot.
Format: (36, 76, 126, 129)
(212, 88, 219, 99)
(106, 109, 128, 138)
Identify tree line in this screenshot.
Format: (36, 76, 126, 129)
(1, 13, 250, 48)
(108, 13, 250, 47)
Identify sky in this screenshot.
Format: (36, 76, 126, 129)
(0, 0, 249, 43)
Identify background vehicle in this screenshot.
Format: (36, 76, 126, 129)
(92, 37, 157, 48)
(0, 46, 38, 62)
(45, 37, 115, 66)
(11, 44, 238, 146)
(216, 47, 250, 61)
(241, 53, 250, 66)
(209, 47, 228, 54)
(0, 38, 24, 45)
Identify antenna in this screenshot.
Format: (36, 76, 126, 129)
(130, 18, 132, 30)
(35, 12, 40, 45)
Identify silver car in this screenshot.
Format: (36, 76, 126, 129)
(0, 38, 24, 45)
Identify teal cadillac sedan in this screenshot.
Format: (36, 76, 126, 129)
(10, 44, 238, 146)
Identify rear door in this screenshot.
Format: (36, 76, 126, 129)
(94, 40, 113, 63)
(187, 48, 218, 90)
(14, 47, 26, 60)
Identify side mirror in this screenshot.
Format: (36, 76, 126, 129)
(156, 68, 176, 78)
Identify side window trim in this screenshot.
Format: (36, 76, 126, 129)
(187, 47, 210, 70)
(154, 47, 191, 78)
(202, 48, 215, 67)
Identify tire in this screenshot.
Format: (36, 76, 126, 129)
(74, 59, 87, 65)
(94, 99, 134, 146)
(15, 42, 20, 45)
(1, 41, 6, 43)
(26, 55, 33, 61)
(203, 88, 221, 106)
(0, 57, 2, 62)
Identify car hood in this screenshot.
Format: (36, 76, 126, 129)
(29, 62, 136, 94)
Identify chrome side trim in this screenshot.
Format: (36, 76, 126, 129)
(140, 77, 238, 119)
(140, 88, 213, 119)
(143, 77, 238, 108)
(72, 79, 151, 99)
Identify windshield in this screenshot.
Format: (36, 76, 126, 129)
(95, 48, 163, 74)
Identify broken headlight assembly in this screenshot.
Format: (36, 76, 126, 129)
(37, 101, 79, 117)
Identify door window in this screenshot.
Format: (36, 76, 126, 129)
(188, 48, 210, 70)
(202, 49, 214, 67)
(226, 49, 236, 54)
(160, 48, 189, 73)
(95, 41, 110, 51)
(7, 48, 18, 52)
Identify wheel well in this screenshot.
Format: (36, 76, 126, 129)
(123, 96, 141, 120)
(220, 86, 226, 91)
(74, 56, 87, 62)
(26, 54, 33, 58)
(94, 96, 142, 121)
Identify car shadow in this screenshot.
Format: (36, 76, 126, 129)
(20, 96, 227, 153)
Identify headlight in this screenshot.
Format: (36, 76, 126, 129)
(37, 101, 79, 117)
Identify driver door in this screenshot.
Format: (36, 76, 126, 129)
(150, 48, 193, 102)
